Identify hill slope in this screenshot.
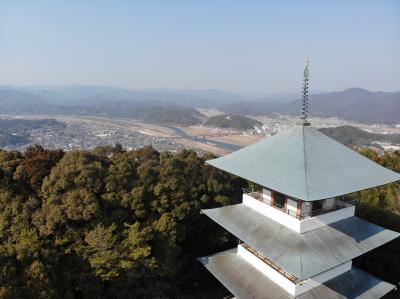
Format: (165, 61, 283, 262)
(319, 125, 400, 146)
(0, 89, 204, 125)
(205, 114, 261, 130)
(218, 101, 276, 117)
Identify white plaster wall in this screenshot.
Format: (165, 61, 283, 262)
(323, 198, 334, 210)
(237, 245, 296, 295)
(287, 198, 297, 213)
(237, 244, 352, 297)
(262, 188, 272, 202)
(243, 194, 301, 233)
(302, 201, 311, 215)
(300, 205, 355, 233)
(243, 194, 355, 234)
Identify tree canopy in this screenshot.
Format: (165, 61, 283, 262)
(0, 145, 243, 298)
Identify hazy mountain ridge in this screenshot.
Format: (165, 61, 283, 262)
(1, 85, 244, 107)
(0, 89, 48, 112)
(219, 88, 400, 124)
(0, 89, 204, 125)
(276, 88, 400, 124)
(1, 86, 399, 124)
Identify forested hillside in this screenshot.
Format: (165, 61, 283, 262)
(0, 145, 399, 298)
(205, 114, 262, 130)
(347, 149, 400, 299)
(0, 145, 243, 298)
(319, 126, 400, 146)
(0, 89, 204, 126)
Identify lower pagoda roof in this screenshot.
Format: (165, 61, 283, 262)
(199, 248, 396, 299)
(202, 204, 399, 280)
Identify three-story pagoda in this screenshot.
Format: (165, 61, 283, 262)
(199, 61, 400, 299)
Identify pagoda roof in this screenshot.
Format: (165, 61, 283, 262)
(199, 248, 396, 299)
(202, 204, 399, 280)
(206, 126, 400, 201)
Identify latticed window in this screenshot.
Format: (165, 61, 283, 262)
(274, 192, 286, 209)
(312, 200, 323, 213)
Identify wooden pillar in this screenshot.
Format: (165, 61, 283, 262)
(296, 200, 302, 217)
(270, 191, 275, 206)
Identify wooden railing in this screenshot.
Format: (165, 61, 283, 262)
(244, 191, 301, 219)
(299, 199, 356, 219)
(241, 243, 300, 283)
(244, 190, 356, 220)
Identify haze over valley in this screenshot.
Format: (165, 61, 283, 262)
(1, 84, 399, 154)
(1, 85, 400, 124)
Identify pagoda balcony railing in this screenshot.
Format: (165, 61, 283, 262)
(301, 199, 356, 219)
(243, 190, 356, 220)
(240, 242, 299, 283)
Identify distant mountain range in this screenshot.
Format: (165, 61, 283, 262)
(276, 88, 400, 124)
(220, 88, 400, 124)
(1, 85, 245, 107)
(0, 85, 399, 124)
(0, 88, 206, 125)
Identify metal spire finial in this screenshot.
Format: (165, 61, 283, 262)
(301, 58, 311, 126)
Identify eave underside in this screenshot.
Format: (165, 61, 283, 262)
(202, 204, 400, 279)
(199, 248, 396, 299)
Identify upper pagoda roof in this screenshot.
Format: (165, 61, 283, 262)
(206, 126, 400, 201)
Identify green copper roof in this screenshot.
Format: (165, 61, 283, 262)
(206, 126, 400, 201)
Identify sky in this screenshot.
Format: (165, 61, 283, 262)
(0, 0, 399, 94)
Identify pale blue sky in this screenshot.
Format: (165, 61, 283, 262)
(0, 0, 399, 94)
